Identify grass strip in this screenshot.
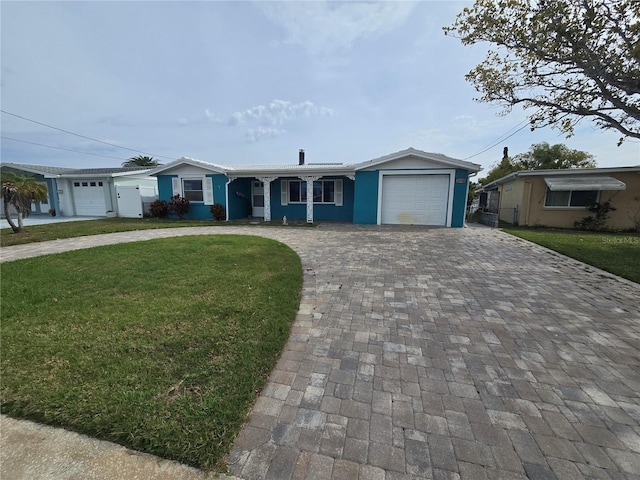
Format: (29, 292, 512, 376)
(0, 217, 313, 247)
(1, 235, 302, 471)
(501, 227, 640, 284)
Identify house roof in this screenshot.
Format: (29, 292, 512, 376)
(0, 163, 151, 178)
(147, 157, 227, 175)
(482, 165, 640, 191)
(148, 148, 481, 178)
(353, 148, 482, 172)
(0, 163, 76, 177)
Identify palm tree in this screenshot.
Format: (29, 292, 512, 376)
(122, 155, 160, 167)
(1, 173, 49, 233)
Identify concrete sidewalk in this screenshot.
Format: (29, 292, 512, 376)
(2, 225, 639, 479)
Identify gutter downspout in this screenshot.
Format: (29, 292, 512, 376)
(224, 176, 233, 222)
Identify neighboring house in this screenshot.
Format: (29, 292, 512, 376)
(0, 163, 158, 218)
(149, 148, 481, 227)
(481, 165, 640, 230)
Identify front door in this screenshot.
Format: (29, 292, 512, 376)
(252, 181, 264, 218)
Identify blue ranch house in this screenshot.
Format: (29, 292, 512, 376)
(149, 148, 481, 227)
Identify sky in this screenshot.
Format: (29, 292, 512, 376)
(1, 0, 639, 176)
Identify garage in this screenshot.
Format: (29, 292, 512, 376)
(72, 180, 107, 216)
(381, 174, 450, 225)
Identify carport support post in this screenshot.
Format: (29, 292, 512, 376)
(257, 177, 276, 222)
(299, 176, 321, 223)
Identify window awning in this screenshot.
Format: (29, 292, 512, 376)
(544, 176, 626, 191)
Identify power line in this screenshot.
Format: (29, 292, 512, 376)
(1, 136, 130, 161)
(1, 109, 174, 160)
(464, 120, 531, 161)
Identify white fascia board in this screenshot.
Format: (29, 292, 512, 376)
(148, 157, 228, 176)
(354, 147, 481, 172)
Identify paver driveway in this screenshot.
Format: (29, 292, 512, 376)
(1, 224, 639, 480)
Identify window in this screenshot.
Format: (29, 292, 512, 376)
(545, 189, 598, 207)
(289, 180, 306, 203)
(182, 179, 203, 202)
(288, 180, 336, 203)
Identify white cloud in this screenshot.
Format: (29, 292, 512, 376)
(229, 99, 334, 142)
(245, 126, 286, 143)
(229, 99, 334, 127)
(257, 1, 415, 55)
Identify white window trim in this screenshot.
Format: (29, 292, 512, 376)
(172, 175, 214, 205)
(283, 179, 342, 205)
(543, 189, 600, 208)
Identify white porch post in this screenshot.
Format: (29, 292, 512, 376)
(257, 176, 277, 222)
(300, 176, 321, 223)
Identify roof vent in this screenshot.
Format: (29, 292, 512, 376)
(299, 149, 305, 165)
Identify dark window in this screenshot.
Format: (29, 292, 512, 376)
(182, 179, 203, 202)
(545, 189, 599, 207)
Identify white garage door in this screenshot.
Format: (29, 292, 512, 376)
(72, 180, 107, 216)
(381, 174, 450, 226)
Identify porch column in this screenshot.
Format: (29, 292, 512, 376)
(299, 176, 321, 223)
(257, 176, 277, 222)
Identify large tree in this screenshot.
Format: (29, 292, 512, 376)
(444, 0, 640, 144)
(122, 155, 160, 167)
(513, 142, 596, 170)
(1, 172, 49, 233)
(479, 143, 594, 184)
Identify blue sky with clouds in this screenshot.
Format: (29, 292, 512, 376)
(2, 0, 638, 174)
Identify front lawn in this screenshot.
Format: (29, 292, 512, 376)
(0, 235, 302, 471)
(501, 227, 640, 283)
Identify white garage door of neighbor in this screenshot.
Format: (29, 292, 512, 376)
(381, 174, 450, 226)
(72, 180, 107, 216)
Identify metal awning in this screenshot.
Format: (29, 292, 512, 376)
(544, 176, 626, 191)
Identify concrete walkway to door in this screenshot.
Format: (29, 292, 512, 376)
(1, 224, 639, 480)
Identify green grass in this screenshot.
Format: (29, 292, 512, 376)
(1, 235, 303, 471)
(0, 217, 314, 247)
(501, 227, 640, 283)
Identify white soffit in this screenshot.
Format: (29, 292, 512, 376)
(544, 176, 626, 191)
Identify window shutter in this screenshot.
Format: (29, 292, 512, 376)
(335, 179, 343, 206)
(281, 179, 288, 205)
(171, 177, 181, 196)
(203, 177, 214, 205)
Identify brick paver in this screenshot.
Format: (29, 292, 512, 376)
(223, 224, 640, 479)
(2, 224, 639, 480)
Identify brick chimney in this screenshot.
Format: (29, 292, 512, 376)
(299, 149, 305, 165)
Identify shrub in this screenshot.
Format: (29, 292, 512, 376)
(149, 199, 169, 218)
(168, 195, 190, 220)
(574, 201, 616, 231)
(210, 203, 226, 221)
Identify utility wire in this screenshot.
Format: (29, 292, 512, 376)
(1, 109, 174, 160)
(2, 136, 130, 161)
(463, 119, 531, 161)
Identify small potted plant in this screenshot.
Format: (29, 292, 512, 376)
(48, 208, 56, 217)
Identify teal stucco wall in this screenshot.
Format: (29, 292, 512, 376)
(157, 174, 227, 220)
(353, 171, 379, 224)
(451, 169, 469, 228)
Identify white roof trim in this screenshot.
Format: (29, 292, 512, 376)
(353, 147, 482, 172)
(148, 157, 227, 175)
(544, 176, 626, 191)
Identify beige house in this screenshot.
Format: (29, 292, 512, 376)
(481, 166, 640, 231)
